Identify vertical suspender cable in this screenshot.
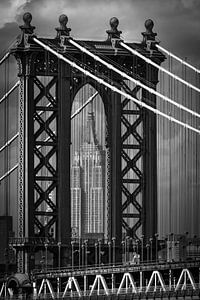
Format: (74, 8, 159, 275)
(183, 59, 187, 234)
(169, 55, 172, 235)
(5, 50, 9, 272)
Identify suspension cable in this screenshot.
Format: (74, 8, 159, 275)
(0, 132, 19, 153)
(0, 164, 18, 182)
(33, 37, 200, 134)
(68, 39, 200, 120)
(120, 41, 200, 93)
(71, 91, 98, 119)
(0, 52, 10, 66)
(157, 44, 200, 74)
(0, 81, 20, 104)
(2, 91, 98, 154)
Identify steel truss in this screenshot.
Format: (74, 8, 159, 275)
(30, 261, 200, 298)
(121, 84, 143, 239)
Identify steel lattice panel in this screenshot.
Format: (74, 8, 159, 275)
(33, 74, 58, 238)
(121, 85, 143, 239)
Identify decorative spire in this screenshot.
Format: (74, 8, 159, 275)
(141, 19, 157, 45)
(85, 111, 99, 146)
(55, 14, 71, 39)
(19, 12, 35, 35)
(106, 17, 122, 41)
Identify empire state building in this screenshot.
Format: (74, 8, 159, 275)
(71, 110, 106, 239)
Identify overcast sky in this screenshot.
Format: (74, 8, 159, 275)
(0, 0, 200, 67)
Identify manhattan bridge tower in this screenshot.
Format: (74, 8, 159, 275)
(9, 13, 165, 272)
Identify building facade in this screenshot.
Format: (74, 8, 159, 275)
(71, 111, 106, 240)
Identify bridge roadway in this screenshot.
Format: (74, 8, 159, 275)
(30, 260, 200, 299)
(33, 260, 200, 279)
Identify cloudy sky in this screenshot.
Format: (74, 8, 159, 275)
(0, 0, 200, 66)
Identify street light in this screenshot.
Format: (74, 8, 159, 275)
(95, 243, 98, 266)
(136, 239, 139, 255)
(85, 240, 88, 268)
(98, 239, 101, 267)
(57, 242, 61, 270)
(112, 237, 116, 266)
(78, 237, 81, 269)
(149, 237, 153, 262)
(121, 241, 125, 264)
(71, 241, 75, 269)
(57, 242, 61, 294)
(44, 243, 48, 272)
(140, 235, 144, 263)
(108, 241, 111, 265)
(155, 233, 159, 262)
(126, 236, 130, 263)
(146, 243, 150, 263)
(82, 243, 84, 267)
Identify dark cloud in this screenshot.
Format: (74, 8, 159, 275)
(0, 0, 200, 67)
(0, 0, 198, 84)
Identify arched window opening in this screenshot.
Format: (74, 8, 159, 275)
(70, 84, 108, 241)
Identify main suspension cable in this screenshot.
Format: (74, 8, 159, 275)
(157, 44, 200, 74)
(0, 52, 10, 66)
(0, 132, 19, 154)
(68, 39, 200, 120)
(120, 41, 200, 92)
(2, 90, 98, 154)
(71, 91, 98, 119)
(0, 164, 18, 182)
(0, 81, 20, 104)
(33, 37, 200, 134)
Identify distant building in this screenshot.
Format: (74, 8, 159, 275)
(158, 234, 200, 262)
(71, 110, 106, 240)
(0, 216, 16, 272)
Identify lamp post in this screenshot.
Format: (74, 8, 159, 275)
(121, 241, 125, 264)
(136, 239, 139, 255)
(108, 241, 111, 265)
(85, 240, 88, 268)
(57, 242, 61, 270)
(82, 243, 84, 267)
(146, 243, 150, 263)
(78, 237, 81, 269)
(126, 236, 130, 263)
(44, 243, 48, 272)
(57, 242, 61, 294)
(155, 233, 159, 262)
(95, 243, 98, 266)
(141, 235, 144, 263)
(149, 237, 153, 262)
(71, 241, 75, 269)
(112, 237, 116, 266)
(98, 239, 101, 267)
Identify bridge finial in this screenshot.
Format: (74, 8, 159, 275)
(106, 17, 122, 41)
(142, 19, 157, 45)
(55, 14, 71, 39)
(19, 12, 35, 34)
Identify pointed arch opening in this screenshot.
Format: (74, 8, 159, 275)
(70, 83, 109, 241)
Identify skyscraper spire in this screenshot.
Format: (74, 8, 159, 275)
(84, 101, 99, 147)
